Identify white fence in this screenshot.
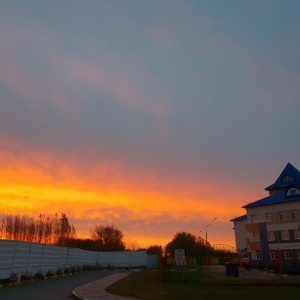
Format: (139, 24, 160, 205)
(0, 240, 148, 280)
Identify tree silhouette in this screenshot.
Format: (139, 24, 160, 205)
(165, 231, 208, 257)
(147, 244, 162, 255)
(90, 224, 125, 251)
(56, 213, 76, 245)
(0, 212, 76, 245)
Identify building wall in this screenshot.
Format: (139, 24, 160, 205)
(233, 218, 248, 251)
(233, 201, 300, 270)
(246, 202, 300, 250)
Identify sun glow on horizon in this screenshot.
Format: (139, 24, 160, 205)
(0, 141, 243, 248)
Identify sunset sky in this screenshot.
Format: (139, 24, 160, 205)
(1, 1, 300, 249)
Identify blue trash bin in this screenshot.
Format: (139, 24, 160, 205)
(225, 262, 239, 277)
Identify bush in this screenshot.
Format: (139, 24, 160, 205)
(56, 268, 64, 275)
(21, 272, 33, 281)
(64, 267, 71, 274)
(9, 272, 20, 282)
(71, 266, 78, 273)
(46, 269, 55, 277)
(34, 271, 44, 279)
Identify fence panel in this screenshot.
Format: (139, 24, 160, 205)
(0, 240, 150, 280)
(12, 241, 31, 276)
(66, 248, 83, 267)
(130, 251, 147, 267)
(97, 252, 114, 267)
(81, 249, 97, 266)
(114, 251, 131, 267)
(0, 241, 16, 279)
(28, 243, 44, 275)
(147, 254, 158, 269)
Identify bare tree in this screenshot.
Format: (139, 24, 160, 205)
(4, 215, 13, 240)
(56, 213, 76, 246)
(0, 212, 76, 245)
(125, 238, 140, 251)
(44, 216, 53, 244)
(27, 216, 36, 243)
(36, 214, 45, 243)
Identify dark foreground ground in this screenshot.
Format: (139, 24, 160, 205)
(106, 269, 300, 300)
(0, 269, 124, 300)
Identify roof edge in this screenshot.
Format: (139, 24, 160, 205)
(230, 214, 247, 222)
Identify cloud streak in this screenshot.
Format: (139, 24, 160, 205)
(0, 136, 249, 247)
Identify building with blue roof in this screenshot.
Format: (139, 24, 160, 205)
(231, 163, 300, 273)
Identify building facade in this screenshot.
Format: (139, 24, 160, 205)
(231, 163, 300, 273)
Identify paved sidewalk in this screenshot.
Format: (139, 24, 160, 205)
(72, 272, 135, 300)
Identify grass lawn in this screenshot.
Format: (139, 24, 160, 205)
(106, 270, 300, 300)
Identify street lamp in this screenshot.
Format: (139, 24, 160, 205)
(205, 217, 217, 247)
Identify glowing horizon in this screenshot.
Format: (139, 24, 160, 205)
(0, 138, 247, 248)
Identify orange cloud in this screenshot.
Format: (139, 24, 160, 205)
(0, 137, 245, 248)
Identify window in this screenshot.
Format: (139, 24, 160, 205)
(284, 250, 293, 260)
(251, 252, 262, 260)
(242, 252, 248, 259)
(282, 175, 294, 182)
(255, 252, 262, 260)
(279, 211, 286, 221)
(251, 214, 258, 223)
(265, 213, 272, 222)
(287, 188, 300, 196)
(281, 230, 290, 240)
(268, 231, 276, 241)
(270, 251, 277, 260)
(291, 209, 300, 219)
(294, 229, 300, 240)
(253, 232, 260, 241)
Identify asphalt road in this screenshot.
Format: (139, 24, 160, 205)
(0, 269, 124, 300)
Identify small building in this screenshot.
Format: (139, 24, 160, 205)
(231, 162, 300, 273)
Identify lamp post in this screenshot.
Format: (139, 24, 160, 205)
(205, 218, 217, 267)
(205, 217, 217, 247)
